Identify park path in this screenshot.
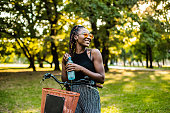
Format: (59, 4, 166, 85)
(108, 66, 169, 71)
(0, 64, 169, 72)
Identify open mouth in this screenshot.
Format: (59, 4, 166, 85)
(84, 39, 91, 42)
(85, 40, 91, 45)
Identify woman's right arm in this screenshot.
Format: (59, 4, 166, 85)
(62, 61, 68, 82)
(61, 53, 70, 82)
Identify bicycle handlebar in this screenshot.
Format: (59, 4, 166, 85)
(43, 73, 64, 84)
(42, 73, 103, 88)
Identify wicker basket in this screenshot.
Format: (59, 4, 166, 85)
(41, 88, 80, 113)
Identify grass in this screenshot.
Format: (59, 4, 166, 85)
(0, 66, 170, 113)
(100, 69, 170, 113)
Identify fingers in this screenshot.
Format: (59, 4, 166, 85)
(65, 63, 81, 72)
(63, 53, 71, 64)
(66, 63, 73, 71)
(64, 53, 71, 61)
(96, 84, 103, 88)
(66, 67, 75, 72)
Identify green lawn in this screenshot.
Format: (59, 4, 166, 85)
(0, 68, 170, 113)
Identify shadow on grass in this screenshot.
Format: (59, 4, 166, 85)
(100, 69, 170, 112)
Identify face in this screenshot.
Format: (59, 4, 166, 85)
(76, 28, 93, 47)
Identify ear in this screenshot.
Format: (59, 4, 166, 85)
(74, 35, 78, 41)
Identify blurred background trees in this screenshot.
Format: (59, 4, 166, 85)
(0, 0, 169, 72)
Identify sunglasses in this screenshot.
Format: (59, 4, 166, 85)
(78, 33, 94, 39)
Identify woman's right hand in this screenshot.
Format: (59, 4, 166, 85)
(62, 53, 71, 64)
(62, 53, 71, 82)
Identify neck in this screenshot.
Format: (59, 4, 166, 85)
(75, 44, 86, 54)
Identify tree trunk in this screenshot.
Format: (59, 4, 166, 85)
(15, 38, 36, 71)
(157, 61, 160, 67)
(102, 29, 110, 72)
(51, 41, 60, 70)
(122, 49, 126, 67)
(116, 59, 118, 65)
(28, 56, 36, 71)
(129, 61, 131, 66)
(36, 53, 44, 68)
(148, 45, 153, 68)
(39, 61, 43, 68)
(110, 59, 113, 65)
(163, 58, 165, 65)
(140, 59, 144, 67)
(137, 60, 139, 67)
(102, 45, 109, 72)
(123, 56, 126, 66)
(91, 20, 100, 49)
(146, 45, 149, 68)
(50, 63, 53, 68)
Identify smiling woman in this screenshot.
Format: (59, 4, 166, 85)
(61, 25, 105, 113)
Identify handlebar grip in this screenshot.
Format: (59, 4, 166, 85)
(44, 73, 53, 79)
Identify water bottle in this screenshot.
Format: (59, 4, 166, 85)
(67, 57, 75, 80)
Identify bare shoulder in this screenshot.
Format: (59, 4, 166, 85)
(90, 49, 102, 62)
(91, 48, 101, 55)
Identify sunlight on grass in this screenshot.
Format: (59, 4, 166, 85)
(0, 67, 55, 72)
(154, 71, 170, 81)
(161, 75, 170, 81)
(0, 64, 55, 72)
(123, 82, 136, 92)
(19, 108, 40, 113)
(101, 105, 121, 113)
(101, 96, 112, 102)
(149, 75, 156, 81)
(122, 72, 136, 77)
(123, 78, 131, 81)
(143, 94, 154, 103)
(104, 79, 117, 84)
(104, 70, 136, 85)
(157, 71, 170, 74)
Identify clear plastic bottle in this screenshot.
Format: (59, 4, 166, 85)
(67, 57, 75, 80)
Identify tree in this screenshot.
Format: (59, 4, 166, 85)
(134, 0, 169, 68)
(139, 18, 161, 68)
(0, 0, 45, 71)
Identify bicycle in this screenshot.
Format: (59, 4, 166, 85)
(41, 73, 103, 113)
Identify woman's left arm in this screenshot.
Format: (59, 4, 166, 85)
(88, 49, 105, 83)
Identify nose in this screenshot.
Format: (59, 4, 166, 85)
(87, 34, 91, 39)
(86, 35, 91, 41)
(86, 34, 92, 40)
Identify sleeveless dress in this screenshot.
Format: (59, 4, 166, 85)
(72, 49, 101, 113)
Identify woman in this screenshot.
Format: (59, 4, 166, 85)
(62, 25, 105, 113)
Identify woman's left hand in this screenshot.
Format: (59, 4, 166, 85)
(66, 63, 83, 72)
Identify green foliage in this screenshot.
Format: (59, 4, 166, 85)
(140, 19, 161, 45)
(0, 0, 169, 68)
